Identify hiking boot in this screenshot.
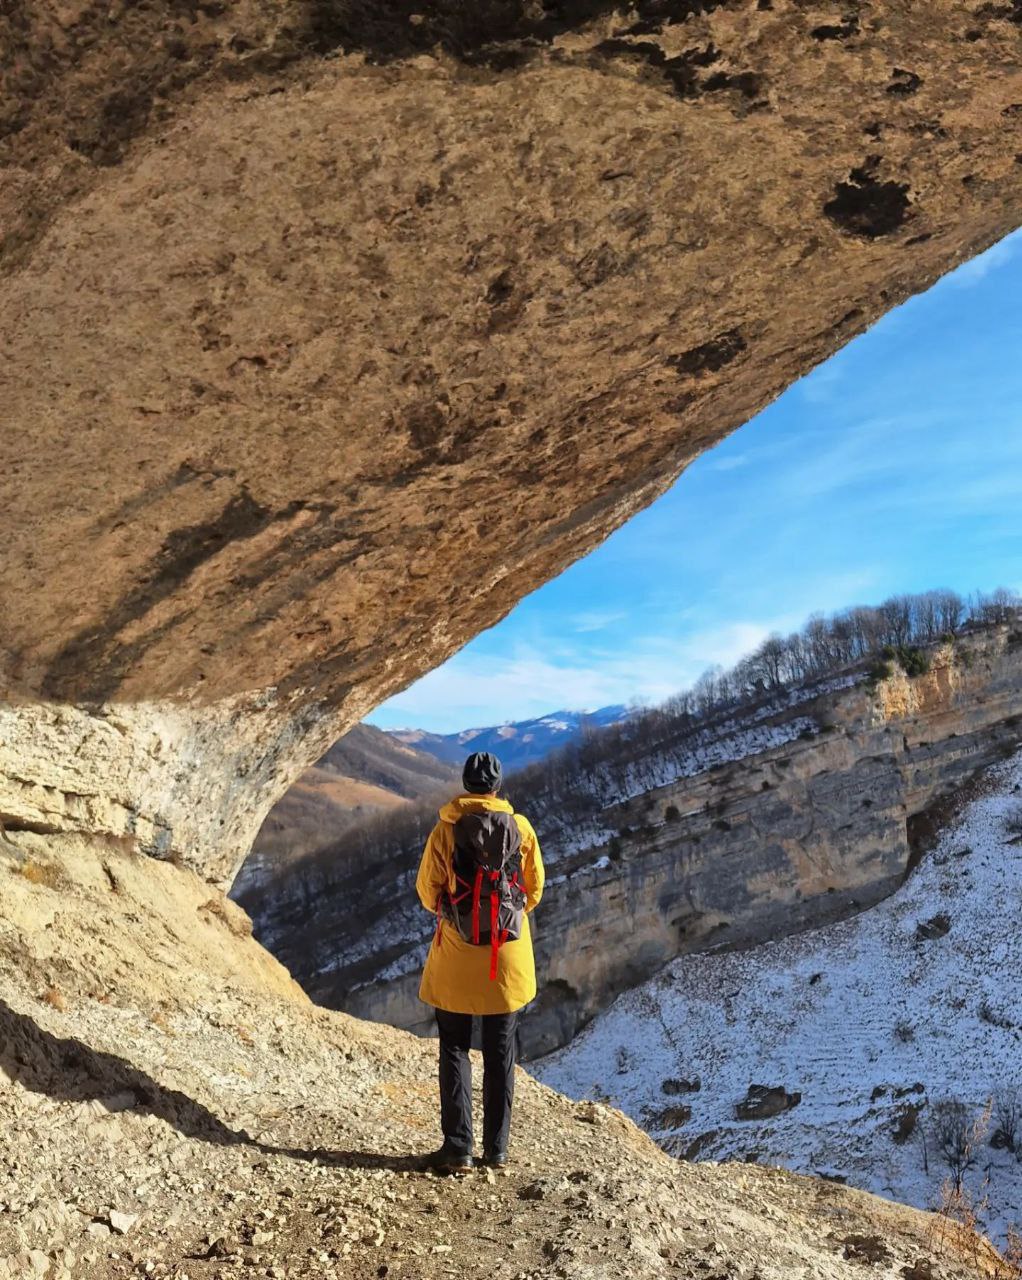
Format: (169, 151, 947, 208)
(425, 1144, 474, 1173)
(481, 1149, 508, 1168)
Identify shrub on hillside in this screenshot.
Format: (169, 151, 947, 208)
(927, 1099, 990, 1194)
(899, 646, 932, 677)
(993, 1088, 1022, 1155)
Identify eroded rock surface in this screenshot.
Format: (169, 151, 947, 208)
(3, 1, 1022, 882)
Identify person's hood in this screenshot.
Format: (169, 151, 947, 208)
(438, 794, 514, 823)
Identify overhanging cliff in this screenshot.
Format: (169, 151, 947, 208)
(3, 2, 1022, 884)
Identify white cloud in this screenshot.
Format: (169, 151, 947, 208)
(571, 609, 626, 634)
(370, 615, 801, 733)
(707, 452, 752, 473)
(945, 231, 1020, 289)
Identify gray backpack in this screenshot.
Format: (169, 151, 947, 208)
(436, 811, 527, 980)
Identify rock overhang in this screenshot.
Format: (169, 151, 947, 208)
(2, 0, 1021, 883)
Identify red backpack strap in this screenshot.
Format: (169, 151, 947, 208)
(471, 866, 484, 944)
(488, 870, 506, 980)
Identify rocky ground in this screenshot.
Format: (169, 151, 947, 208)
(0, 825, 1007, 1280)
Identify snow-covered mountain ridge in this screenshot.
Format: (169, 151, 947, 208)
(534, 748, 1022, 1244)
(388, 705, 630, 772)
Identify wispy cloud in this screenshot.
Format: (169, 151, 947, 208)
(571, 609, 626, 634)
(370, 616, 799, 732)
(707, 452, 752, 473)
(945, 231, 1020, 289)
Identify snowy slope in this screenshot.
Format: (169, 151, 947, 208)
(534, 749, 1022, 1242)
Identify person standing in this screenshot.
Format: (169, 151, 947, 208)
(415, 751, 544, 1171)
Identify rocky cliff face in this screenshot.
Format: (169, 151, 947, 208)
(280, 625, 1022, 1057)
(3, 2, 1022, 885)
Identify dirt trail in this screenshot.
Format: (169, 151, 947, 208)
(0, 831, 1002, 1280)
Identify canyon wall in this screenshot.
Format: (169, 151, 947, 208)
(277, 625, 1022, 1057)
(3, 3, 1022, 885)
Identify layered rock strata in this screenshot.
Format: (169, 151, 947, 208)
(278, 626, 1022, 1057)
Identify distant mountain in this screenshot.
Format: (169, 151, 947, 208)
(388, 705, 631, 773)
(316, 723, 460, 800)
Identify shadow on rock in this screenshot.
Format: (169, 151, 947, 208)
(0, 997, 253, 1145)
(0, 999, 439, 1171)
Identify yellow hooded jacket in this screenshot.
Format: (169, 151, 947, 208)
(416, 794, 544, 1016)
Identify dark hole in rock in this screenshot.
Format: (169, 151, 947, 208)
(887, 67, 922, 95)
(810, 15, 859, 39)
(702, 69, 765, 99)
(594, 38, 729, 99)
(303, 0, 730, 66)
(485, 269, 515, 306)
(824, 172, 910, 239)
(666, 330, 746, 376)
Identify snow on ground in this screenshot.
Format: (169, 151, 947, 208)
(533, 748, 1022, 1242)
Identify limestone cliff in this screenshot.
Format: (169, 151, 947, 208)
(268, 624, 1022, 1057)
(3, 2, 1022, 884)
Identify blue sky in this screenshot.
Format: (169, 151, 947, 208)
(369, 231, 1022, 733)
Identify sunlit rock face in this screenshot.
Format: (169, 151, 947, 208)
(2, 1, 1021, 884)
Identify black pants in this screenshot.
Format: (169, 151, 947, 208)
(436, 1009, 519, 1156)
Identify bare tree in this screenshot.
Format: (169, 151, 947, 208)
(928, 1100, 988, 1194)
(879, 594, 914, 648)
(932, 589, 965, 636)
(994, 1088, 1022, 1155)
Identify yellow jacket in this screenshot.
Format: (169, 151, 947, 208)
(416, 794, 544, 1015)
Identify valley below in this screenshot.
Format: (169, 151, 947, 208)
(535, 745, 1022, 1246)
(251, 623, 1022, 1060)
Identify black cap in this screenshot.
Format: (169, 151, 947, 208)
(462, 751, 502, 795)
